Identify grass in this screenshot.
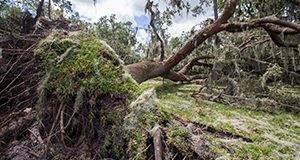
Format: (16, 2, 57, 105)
(139, 78, 300, 159)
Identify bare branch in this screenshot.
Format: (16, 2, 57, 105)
(267, 32, 299, 47)
(221, 16, 300, 48)
(222, 16, 300, 33)
(240, 39, 271, 52)
(179, 56, 214, 74)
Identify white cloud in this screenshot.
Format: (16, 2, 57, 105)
(71, 0, 145, 23)
(168, 10, 213, 37)
(136, 29, 150, 43)
(70, 0, 213, 42)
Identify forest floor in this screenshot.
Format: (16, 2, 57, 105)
(139, 78, 300, 159)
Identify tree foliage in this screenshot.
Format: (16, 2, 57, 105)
(0, 1, 24, 32)
(94, 15, 140, 63)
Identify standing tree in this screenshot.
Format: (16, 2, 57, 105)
(145, 0, 166, 61)
(213, 0, 218, 20)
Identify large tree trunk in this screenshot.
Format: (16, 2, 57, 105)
(125, 61, 166, 83)
(125, 61, 190, 83)
(125, 0, 300, 84)
(126, 0, 237, 83)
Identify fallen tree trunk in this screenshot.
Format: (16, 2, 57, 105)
(125, 61, 167, 83)
(125, 0, 300, 84)
(125, 0, 237, 83)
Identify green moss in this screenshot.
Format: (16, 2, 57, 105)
(98, 125, 126, 159)
(94, 106, 129, 159)
(167, 124, 188, 137)
(35, 31, 137, 101)
(125, 94, 159, 159)
(164, 122, 193, 156)
(126, 108, 164, 159)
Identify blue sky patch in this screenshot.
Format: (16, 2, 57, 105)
(134, 15, 149, 27)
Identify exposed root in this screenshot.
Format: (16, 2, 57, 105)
(0, 108, 36, 140)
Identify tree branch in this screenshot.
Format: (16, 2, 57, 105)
(48, 0, 51, 20)
(240, 39, 271, 52)
(221, 16, 300, 48)
(163, 0, 237, 70)
(126, 0, 300, 83)
(222, 15, 300, 33)
(179, 56, 214, 74)
(266, 32, 299, 47)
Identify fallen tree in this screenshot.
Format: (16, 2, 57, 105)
(125, 0, 300, 84)
(1, 0, 300, 159)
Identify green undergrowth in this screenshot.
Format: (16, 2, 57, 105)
(138, 78, 300, 159)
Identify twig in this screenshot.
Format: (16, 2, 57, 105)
(46, 103, 64, 153)
(0, 44, 35, 85)
(28, 126, 45, 145)
(240, 39, 271, 52)
(0, 59, 35, 95)
(132, 144, 152, 160)
(0, 83, 38, 108)
(46, 106, 77, 141)
(59, 105, 67, 148)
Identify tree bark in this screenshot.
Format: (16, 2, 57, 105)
(125, 61, 166, 83)
(163, 0, 237, 71)
(146, 0, 165, 61)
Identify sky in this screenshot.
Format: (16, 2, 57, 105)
(70, 0, 214, 43)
